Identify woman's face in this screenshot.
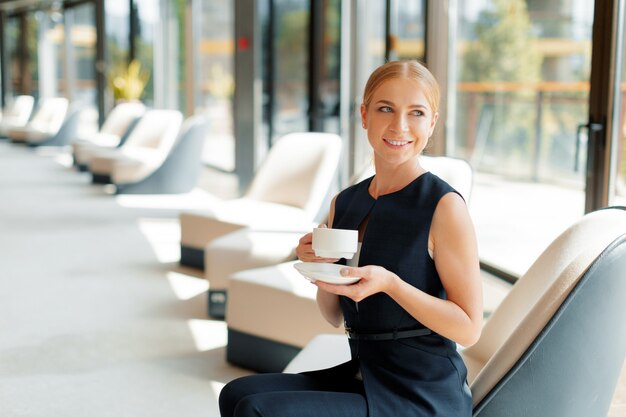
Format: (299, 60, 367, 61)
(361, 77, 438, 168)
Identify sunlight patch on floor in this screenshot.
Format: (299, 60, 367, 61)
(137, 218, 181, 263)
(188, 319, 227, 352)
(210, 380, 226, 400)
(115, 188, 220, 210)
(167, 271, 209, 300)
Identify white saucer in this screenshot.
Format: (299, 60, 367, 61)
(293, 262, 361, 285)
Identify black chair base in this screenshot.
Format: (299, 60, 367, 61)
(92, 173, 112, 184)
(180, 245, 204, 269)
(226, 328, 301, 373)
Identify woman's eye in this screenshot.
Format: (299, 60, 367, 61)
(410, 110, 424, 117)
(378, 106, 392, 113)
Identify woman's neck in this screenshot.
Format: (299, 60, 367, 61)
(369, 158, 426, 199)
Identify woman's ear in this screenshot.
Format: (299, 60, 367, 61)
(429, 112, 439, 136)
(360, 103, 367, 129)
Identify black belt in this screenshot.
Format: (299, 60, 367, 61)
(345, 327, 431, 341)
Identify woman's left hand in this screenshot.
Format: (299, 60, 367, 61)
(313, 265, 396, 302)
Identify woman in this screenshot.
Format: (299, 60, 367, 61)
(219, 60, 483, 417)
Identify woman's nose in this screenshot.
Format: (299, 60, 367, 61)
(390, 113, 409, 132)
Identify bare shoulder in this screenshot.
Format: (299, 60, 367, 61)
(431, 192, 475, 240)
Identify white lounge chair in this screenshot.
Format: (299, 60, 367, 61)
(0, 95, 35, 137)
(88, 109, 183, 184)
(7, 97, 69, 143)
(72, 101, 146, 170)
(179, 132, 344, 272)
(113, 115, 209, 194)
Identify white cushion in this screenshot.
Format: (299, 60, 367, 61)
(204, 228, 303, 292)
(72, 133, 123, 165)
(88, 110, 183, 183)
(245, 132, 342, 219)
(0, 95, 34, 135)
(462, 207, 626, 405)
(180, 199, 313, 249)
(226, 261, 343, 348)
(283, 334, 350, 373)
(7, 97, 69, 141)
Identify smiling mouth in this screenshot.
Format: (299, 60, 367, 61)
(384, 138, 412, 147)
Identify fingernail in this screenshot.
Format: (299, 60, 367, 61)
(340, 268, 349, 276)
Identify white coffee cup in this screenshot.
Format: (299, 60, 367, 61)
(312, 228, 358, 259)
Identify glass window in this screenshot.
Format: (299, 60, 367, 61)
(197, 0, 235, 171)
(171, 0, 186, 113)
(68, 3, 98, 138)
(353, 1, 425, 172)
(611, 5, 626, 207)
(451, 0, 594, 275)
(365, 0, 386, 71)
(320, 0, 341, 134)
(71, 3, 97, 108)
(27, 13, 40, 98)
(105, 0, 130, 109)
(134, 0, 159, 106)
(4, 16, 20, 98)
(392, 0, 426, 61)
(271, 0, 309, 143)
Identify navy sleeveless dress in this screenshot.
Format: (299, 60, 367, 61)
(324, 171, 472, 417)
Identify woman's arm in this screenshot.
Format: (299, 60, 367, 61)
(295, 195, 343, 328)
(315, 192, 483, 346)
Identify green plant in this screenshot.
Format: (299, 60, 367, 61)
(109, 59, 150, 101)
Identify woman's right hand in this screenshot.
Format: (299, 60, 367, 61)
(295, 225, 340, 263)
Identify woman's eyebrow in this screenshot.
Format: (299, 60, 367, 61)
(375, 99, 428, 109)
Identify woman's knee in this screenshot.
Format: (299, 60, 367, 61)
(232, 395, 267, 417)
(219, 377, 255, 417)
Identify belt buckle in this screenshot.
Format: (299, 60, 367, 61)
(344, 325, 353, 338)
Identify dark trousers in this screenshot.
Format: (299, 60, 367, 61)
(219, 364, 367, 417)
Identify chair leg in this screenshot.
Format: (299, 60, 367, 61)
(92, 173, 112, 184)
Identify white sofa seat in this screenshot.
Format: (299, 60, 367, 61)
(0, 95, 34, 136)
(8, 97, 69, 143)
(179, 132, 343, 273)
(72, 101, 146, 168)
(88, 109, 183, 184)
(204, 228, 305, 315)
(226, 261, 343, 373)
(182, 199, 314, 250)
(90, 147, 163, 184)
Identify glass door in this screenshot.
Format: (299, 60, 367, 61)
(264, 0, 310, 145)
(352, 0, 427, 174)
(610, 1, 626, 207)
(451, 0, 594, 277)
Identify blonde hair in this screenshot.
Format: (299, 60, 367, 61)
(362, 60, 440, 113)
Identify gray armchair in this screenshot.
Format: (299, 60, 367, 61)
(114, 115, 209, 194)
(470, 206, 626, 416)
(283, 207, 626, 417)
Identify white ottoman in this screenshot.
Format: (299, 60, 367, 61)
(283, 333, 350, 373)
(226, 261, 343, 372)
(204, 228, 304, 318)
(179, 199, 313, 270)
